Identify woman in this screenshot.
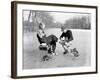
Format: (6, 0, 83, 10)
(37, 23, 58, 55)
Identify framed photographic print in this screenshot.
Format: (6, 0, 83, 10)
(11, 1, 98, 78)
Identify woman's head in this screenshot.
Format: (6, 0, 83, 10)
(39, 23, 45, 30)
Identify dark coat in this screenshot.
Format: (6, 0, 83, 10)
(60, 30, 73, 42)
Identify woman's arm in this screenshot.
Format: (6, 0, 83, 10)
(37, 30, 46, 38)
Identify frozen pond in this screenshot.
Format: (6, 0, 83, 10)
(23, 28, 91, 69)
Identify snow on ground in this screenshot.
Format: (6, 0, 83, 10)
(23, 28, 91, 69)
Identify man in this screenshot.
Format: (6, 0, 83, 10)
(59, 26, 73, 54)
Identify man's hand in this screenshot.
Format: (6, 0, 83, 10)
(59, 40, 66, 45)
(61, 37, 65, 41)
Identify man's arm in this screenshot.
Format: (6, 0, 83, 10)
(67, 30, 73, 42)
(60, 33, 64, 40)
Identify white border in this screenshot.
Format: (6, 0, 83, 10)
(17, 3, 96, 76)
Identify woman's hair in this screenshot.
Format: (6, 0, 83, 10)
(39, 23, 45, 29)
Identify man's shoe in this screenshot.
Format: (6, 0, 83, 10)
(63, 50, 68, 55)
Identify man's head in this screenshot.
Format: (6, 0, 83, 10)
(61, 26, 66, 32)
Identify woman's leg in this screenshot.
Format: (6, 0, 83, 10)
(51, 42, 56, 53)
(45, 35, 58, 54)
